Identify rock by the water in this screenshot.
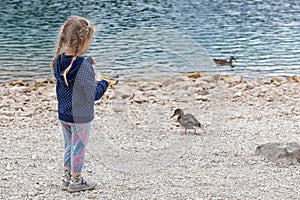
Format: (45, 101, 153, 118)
(222, 76, 243, 86)
(185, 71, 201, 79)
(292, 75, 300, 83)
(34, 78, 48, 86)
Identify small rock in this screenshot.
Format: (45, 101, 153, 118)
(9, 86, 29, 93)
(168, 82, 191, 91)
(185, 71, 201, 79)
(262, 79, 272, 84)
(195, 87, 209, 95)
(18, 111, 33, 117)
(285, 76, 291, 82)
(6, 81, 14, 87)
(162, 77, 185, 87)
(271, 77, 282, 86)
(48, 77, 56, 84)
(199, 75, 215, 83)
(256, 142, 300, 167)
(2, 111, 15, 117)
(27, 82, 38, 91)
(246, 83, 254, 89)
(292, 75, 300, 83)
(138, 82, 159, 91)
(222, 76, 243, 86)
(0, 88, 10, 95)
(252, 79, 263, 87)
(252, 91, 260, 97)
(34, 78, 48, 87)
(271, 77, 283, 83)
(212, 74, 221, 81)
(196, 95, 209, 101)
(6, 163, 13, 171)
(112, 106, 126, 113)
(234, 90, 242, 97)
(161, 78, 173, 87)
(112, 86, 133, 100)
(132, 94, 149, 104)
(260, 87, 269, 93)
(192, 79, 208, 88)
(13, 80, 25, 86)
(273, 81, 281, 86)
(34, 78, 48, 83)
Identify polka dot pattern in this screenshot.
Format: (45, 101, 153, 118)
(54, 55, 108, 123)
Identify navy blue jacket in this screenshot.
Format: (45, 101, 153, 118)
(54, 53, 108, 123)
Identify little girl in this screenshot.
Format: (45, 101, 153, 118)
(51, 16, 108, 192)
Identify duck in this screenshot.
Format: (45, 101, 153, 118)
(171, 108, 201, 134)
(213, 56, 236, 67)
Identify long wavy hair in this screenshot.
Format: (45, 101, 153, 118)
(50, 16, 95, 86)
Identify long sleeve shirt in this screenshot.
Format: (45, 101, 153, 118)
(54, 53, 108, 123)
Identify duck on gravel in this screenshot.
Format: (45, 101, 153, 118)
(171, 108, 201, 134)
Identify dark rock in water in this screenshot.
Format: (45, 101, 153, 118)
(256, 142, 300, 167)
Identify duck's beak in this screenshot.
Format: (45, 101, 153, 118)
(171, 113, 176, 119)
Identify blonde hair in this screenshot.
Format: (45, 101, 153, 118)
(51, 16, 95, 86)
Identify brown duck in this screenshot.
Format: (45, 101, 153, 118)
(171, 108, 201, 134)
(214, 56, 236, 67)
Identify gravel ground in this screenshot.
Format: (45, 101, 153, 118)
(1, 74, 300, 199)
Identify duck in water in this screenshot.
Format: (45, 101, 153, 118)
(171, 108, 201, 134)
(214, 56, 236, 67)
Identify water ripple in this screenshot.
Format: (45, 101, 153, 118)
(0, 0, 299, 83)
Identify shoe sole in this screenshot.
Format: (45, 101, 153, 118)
(68, 183, 97, 193)
(61, 185, 69, 191)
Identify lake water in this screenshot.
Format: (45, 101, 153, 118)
(0, 0, 299, 83)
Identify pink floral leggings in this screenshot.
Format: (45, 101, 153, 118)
(60, 120, 91, 173)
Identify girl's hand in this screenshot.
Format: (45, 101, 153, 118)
(96, 71, 110, 82)
(101, 76, 110, 83)
(91, 57, 96, 65)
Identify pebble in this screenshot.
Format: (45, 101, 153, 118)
(222, 76, 243, 86)
(9, 86, 29, 93)
(292, 75, 300, 82)
(199, 75, 216, 83)
(260, 87, 269, 93)
(195, 87, 209, 95)
(196, 95, 209, 101)
(233, 91, 242, 98)
(5, 163, 13, 171)
(184, 71, 201, 79)
(246, 83, 254, 89)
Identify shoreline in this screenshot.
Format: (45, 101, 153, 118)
(1, 66, 300, 86)
(2, 71, 300, 87)
(2, 72, 300, 199)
